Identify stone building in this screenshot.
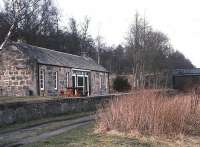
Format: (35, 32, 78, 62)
(0, 42, 109, 97)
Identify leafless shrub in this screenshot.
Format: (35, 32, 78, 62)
(96, 90, 200, 137)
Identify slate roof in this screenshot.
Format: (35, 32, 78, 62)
(8, 42, 107, 72)
(173, 68, 200, 76)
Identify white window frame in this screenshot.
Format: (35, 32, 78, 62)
(100, 73, 103, 89)
(72, 68, 90, 72)
(53, 71, 58, 90)
(66, 72, 69, 88)
(105, 74, 108, 90)
(74, 74, 88, 88)
(72, 71, 89, 95)
(40, 70, 45, 91)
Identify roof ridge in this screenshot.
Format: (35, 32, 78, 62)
(16, 42, 83, 58)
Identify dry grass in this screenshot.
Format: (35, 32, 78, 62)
(96, 90, 200, 138)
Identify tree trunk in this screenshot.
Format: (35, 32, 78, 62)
(0, 23, 15, 50)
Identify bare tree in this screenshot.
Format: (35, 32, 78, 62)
(0, 0, 40, 50)
(127, 12, 146, 89)
(127, 12, 172, 89)
(0, 0, 21, 49)
(80, 16, 90, 53)
(0, 0, 59, 49)
(95, 34, 105, 64)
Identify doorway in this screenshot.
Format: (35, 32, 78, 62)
(72, 71, 89, 96)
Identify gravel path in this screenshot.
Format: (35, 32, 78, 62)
(0, 115, 95, 147)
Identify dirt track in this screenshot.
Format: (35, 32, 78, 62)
(0, 115, 95, 147)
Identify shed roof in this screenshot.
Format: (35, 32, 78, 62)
(7, 42, 107, 72)
(173, 68, 200, 76)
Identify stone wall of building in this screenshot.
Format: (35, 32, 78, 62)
(90, 71, 109, 95)
(39, 65, 109, 96)
(0, 94, 130, 126)
(0, 45, 37, 96)
(39, 65, 72, 96)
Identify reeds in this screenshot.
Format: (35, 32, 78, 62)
(96, 90, 200, 137)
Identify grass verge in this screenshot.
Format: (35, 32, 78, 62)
(23, 123, 200, 147)
(23, 124, 153, 147)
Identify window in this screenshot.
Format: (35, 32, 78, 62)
(93, 74, 96, 83)
(100, 74, 103, 89)
(84, 77, 88, 92)
(53, 72, 58, 90)
(40, 70, 45, 90)
(78, 76, 84, 87)
(72, 76, 76, 88)
(105, 74, 108, 90)
(66, 72, 69, 88)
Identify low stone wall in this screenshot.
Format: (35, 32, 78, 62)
(0, 94, 128, 126)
